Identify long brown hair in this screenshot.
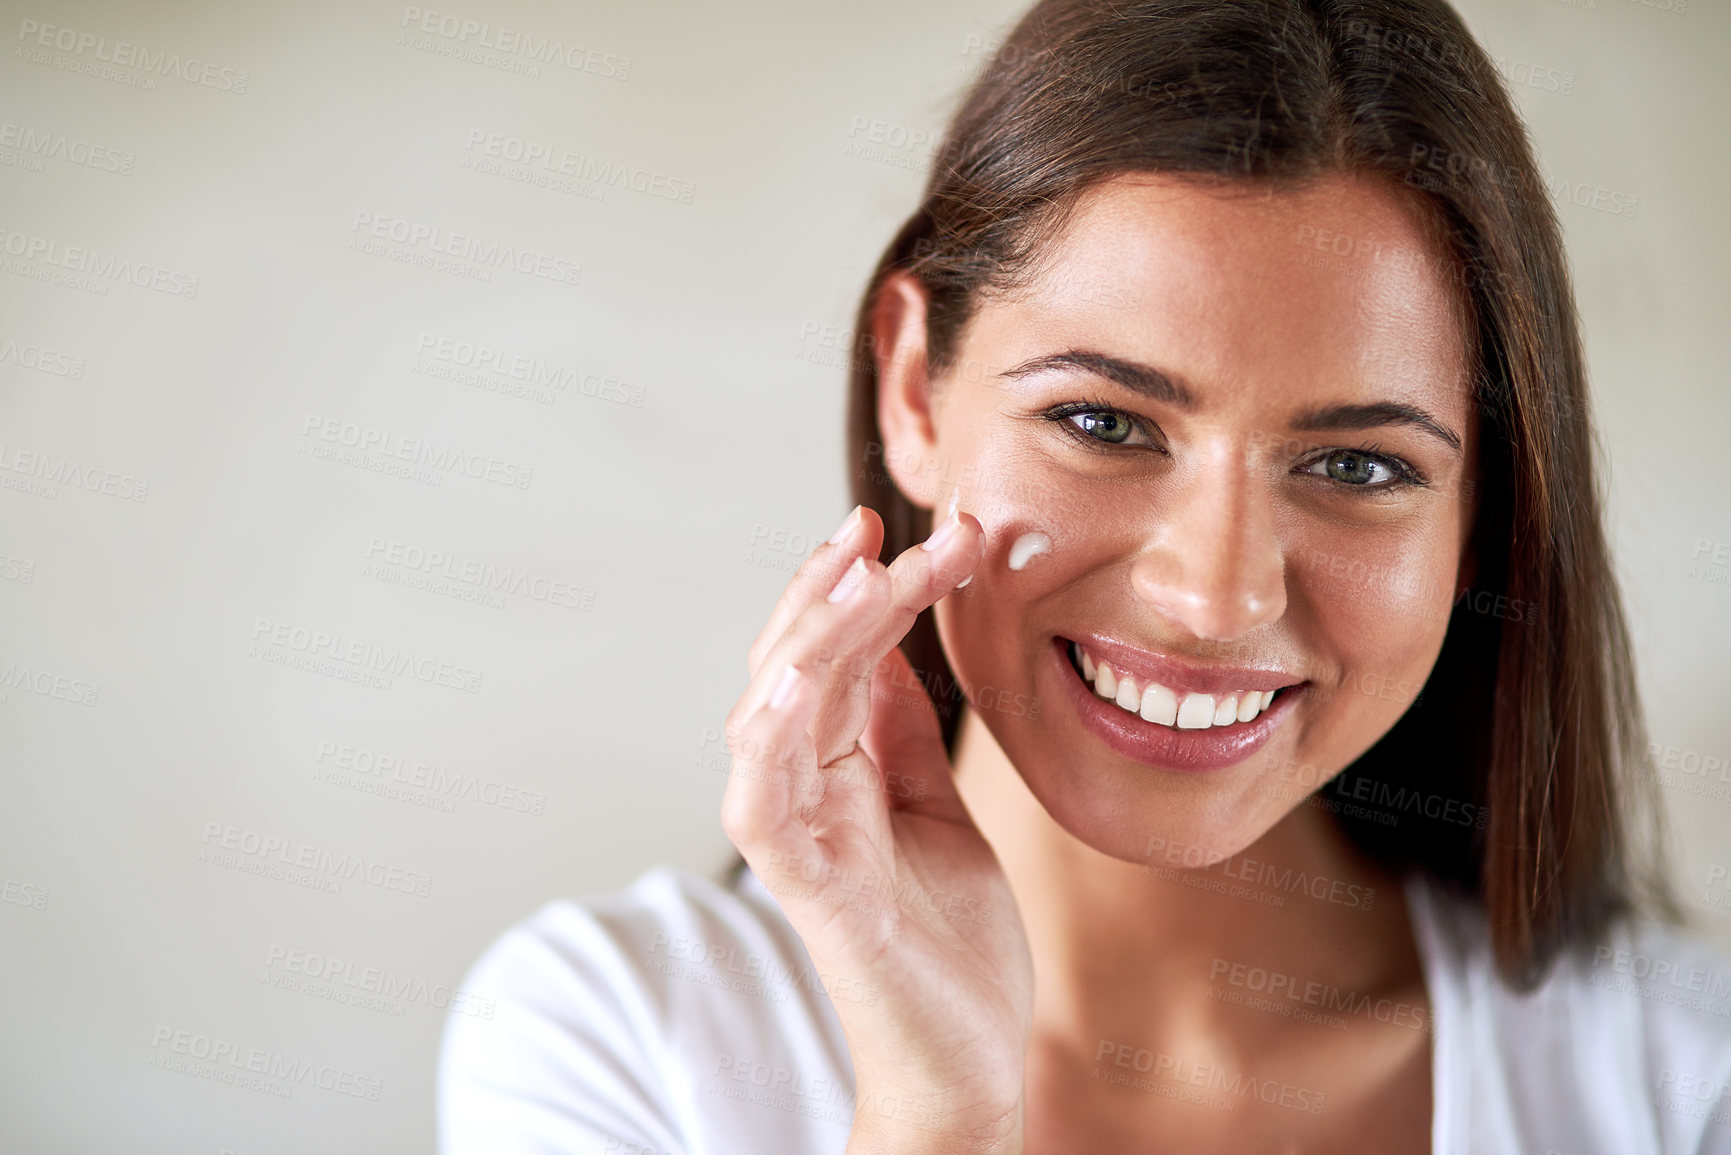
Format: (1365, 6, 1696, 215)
(843, 0, 1675, 989)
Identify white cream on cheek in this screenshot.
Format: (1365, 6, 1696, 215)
(1008, 531, 1052, 571)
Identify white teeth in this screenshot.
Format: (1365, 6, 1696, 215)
(1073, 643, 1278, 731)
(1176, 693, 1216, 729)
(1237, 691, 1264, 723)
(1140, 682, 1178, 726)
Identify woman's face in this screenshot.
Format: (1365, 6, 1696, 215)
(877, 172, 1477, 865)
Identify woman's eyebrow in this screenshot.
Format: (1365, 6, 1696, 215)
(1291, 402, 1463, 455)
(998, 349, 1195, 406)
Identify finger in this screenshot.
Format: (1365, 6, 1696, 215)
(726, 554, 894, 763)
(795, 512, 984, 767)
(746, 505, 885, 679)
(851, 510, 984, 676)
(719, 662, 824, 881)
(861, 646, 972, 825)
(722, 662, 897, 936)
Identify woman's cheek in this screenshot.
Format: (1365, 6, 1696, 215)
(1290, 522, 1456, 729)
(945, 451, 1102, 584)
(933, 459, 1100, 691)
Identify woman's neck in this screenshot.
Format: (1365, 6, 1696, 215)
(947, 705, 1426, 1059)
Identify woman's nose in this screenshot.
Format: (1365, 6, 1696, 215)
(1128, 447, 1287, 641)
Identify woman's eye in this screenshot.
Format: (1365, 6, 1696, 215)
(1303, 449, 1410, 487)
(1065, 409, 1150, 446)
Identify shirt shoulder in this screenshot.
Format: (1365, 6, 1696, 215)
(437, 865, 859, 1155)
(1410, 875, 1731, 1155)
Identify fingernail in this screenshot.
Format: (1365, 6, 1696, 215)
(921, 511, 961, 552)
(827, 505, 862, 545)
(769, 664, 802, 710)
(946, 489, 960, 519)
(828, 555, 869, 603)
(956, 573, 973, 588)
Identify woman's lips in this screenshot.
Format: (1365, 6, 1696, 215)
(1051, 636, 1304, 771)
(1069, 633, 1299, 696)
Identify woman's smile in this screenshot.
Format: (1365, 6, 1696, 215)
(1051, 634, 1309, 771)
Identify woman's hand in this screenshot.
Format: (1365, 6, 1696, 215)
(721, 504, 1033, 1154)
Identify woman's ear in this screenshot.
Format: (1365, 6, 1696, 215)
(873, 270, 944, 512)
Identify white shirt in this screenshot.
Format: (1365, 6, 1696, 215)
(439, 865, 1731, 1154)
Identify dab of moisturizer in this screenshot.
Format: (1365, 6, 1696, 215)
(1008, 531, 1052, 571)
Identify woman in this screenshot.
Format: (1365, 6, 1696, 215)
(440, 0, 1731, 1151)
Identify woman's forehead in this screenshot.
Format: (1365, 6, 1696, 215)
(976, 172, 1474, 411)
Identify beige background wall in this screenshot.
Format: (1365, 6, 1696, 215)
(1, 0, 1726, 1150)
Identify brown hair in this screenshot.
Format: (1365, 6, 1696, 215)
(844, 0, 1675, 989)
